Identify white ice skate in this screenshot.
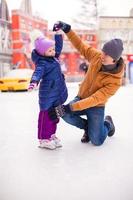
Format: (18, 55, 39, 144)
(39, 139, 56, 150)
(51, 134, 62, 148)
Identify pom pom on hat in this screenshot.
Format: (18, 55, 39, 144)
(35, 36, 55, 56)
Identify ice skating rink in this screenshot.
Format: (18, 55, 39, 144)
(0, 83, 133, 200)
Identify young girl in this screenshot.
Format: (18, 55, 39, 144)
(28, 33, 68, 149)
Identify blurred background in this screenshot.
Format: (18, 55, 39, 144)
(0, 0, 133, 86)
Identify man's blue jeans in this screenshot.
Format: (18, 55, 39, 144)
(62, 96, 111, 146)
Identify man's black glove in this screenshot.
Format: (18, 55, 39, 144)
(53, 21, 71, 33)
(48, 104, 72, 120)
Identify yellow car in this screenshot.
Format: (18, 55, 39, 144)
(0, 68, 34, 92)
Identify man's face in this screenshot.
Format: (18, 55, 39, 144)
(101, 51, 115, 65)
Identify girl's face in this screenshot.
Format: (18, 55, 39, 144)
(44, 46, 55, 57)
(101, 51, 115, 65)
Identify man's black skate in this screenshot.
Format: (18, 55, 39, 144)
(105, 115, 115, 137)
(81, 132, 90, 143)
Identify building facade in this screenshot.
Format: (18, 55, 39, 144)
(99, 16, 133, 83)
(99, 16, 133, 54)
(0, 0, 12, 77)
(11, 9, 48, 69)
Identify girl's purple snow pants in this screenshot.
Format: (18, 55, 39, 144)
(38, 110, 59, 140)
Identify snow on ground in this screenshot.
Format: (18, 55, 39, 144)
(0, 83, 133, 200)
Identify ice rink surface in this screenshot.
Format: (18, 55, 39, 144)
(0, 83, 133, 200)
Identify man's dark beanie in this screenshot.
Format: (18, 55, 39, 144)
(102, 38, 123, 60)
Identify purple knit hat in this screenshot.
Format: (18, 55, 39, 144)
(34, 36, 55, 56)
